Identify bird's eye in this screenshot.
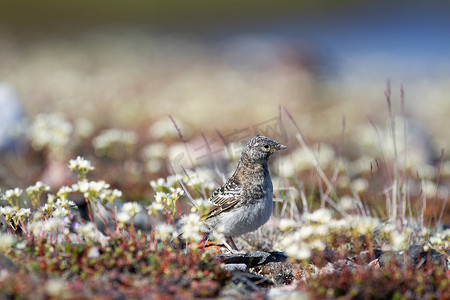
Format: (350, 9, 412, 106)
(262, 144, 270, 151)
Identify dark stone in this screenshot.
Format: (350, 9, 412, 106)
(230, 271, 272, 293)
(219, 251, 287, 268)
(408, 244, 447, 270)
(378, 245, 447, 271)
(323, 248, 343, 262)
(0, 254, 17, 272)
(378, 251, 408, 267)
(408, 245, 427, 267)
(439, 224, 450, 231)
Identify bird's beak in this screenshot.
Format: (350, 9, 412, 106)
(276, 144, 287, 151)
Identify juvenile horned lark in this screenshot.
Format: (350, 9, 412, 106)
(203, 135, 287, 250)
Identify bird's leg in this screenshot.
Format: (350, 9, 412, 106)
(225, 236, 239, 251)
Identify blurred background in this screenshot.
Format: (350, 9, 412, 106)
(1, 0, 450, 195)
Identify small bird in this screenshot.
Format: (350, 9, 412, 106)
(203, 135, 287, 250)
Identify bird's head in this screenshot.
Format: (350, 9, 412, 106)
(242, 135, 287, 163)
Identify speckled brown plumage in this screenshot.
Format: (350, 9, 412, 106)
(203, 135, 287, 250)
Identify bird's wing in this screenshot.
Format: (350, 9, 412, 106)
(204, 178, 242, 220)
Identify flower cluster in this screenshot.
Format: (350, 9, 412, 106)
(123, 202, 142, 218)
(279, 208, 409, 260)
(180, 213, 204, 245)
(142, 142, 168, 173)
(69, 156, 95, 179)
(0, 206, 31, 231)
(2, 188, 23, 208)
(26, 181, 50, 208)
(426, 229, 450, 251)
(0, 233, 15, 253)
(40, 196, 77, 218)
(183, 168, 217, 191)
(28, 113, 73, 156)
(76, 222, 107, 244)
(149, 118, 190, 140)
(28, 217, 68, 238)
(92, 128, 137, 158)
(148, 187, 184, 219)
(154, 223, 176, 242)
(150, 175, 181, 193)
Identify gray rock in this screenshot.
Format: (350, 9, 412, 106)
(230, 271, 272, 293)
(0, 253, 17, 272)
(378, 250, 408, 267)
(223, 263, 247, 272)
(378, 245, 447, 270)
(408, 244, 447, 270)
(268, 287, 308, 300)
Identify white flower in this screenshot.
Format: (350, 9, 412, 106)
(298, 226, 314, 239)
(147, 202, 164, 215)
(146, 159, 163, 173)
(29, 113, 72, 153)
(122, 202, 142, 218)
(26, 181, 50, 198)
(150, 176, 182, 191)
(87, 246, 100, 258)
(68, 156, 95, 178)
(98, 189, 122, 205)
(142, 143, 167, 160)
(92, 129, 137, 157)
(56, 186, 72, 199)
(423, 180, 438, 198)
(72, 180, 110, 198)
(183, 168, 216, 191)
(0, 233, 14, 252)
(149, 118, 189, 139)
(55, 197, 76, 209)
(338, 196, 357, 211)
(351, 178, 369, 194)
(45, 279, 67, 297)
(16, 208, 31, 218)
(74, 118, 94, 139)
(53, 207, 70, 217)
(278, 218, 298, 232)
(29, 220, 43, 236)
(303, 208, 333, 224)
(285, 244, 311, 260)
(77, 222, 97, 238)
(42, 218, 66, 233)
(309, 239, 326, 251)
(0, 206, 17, 221)
(4, 188, 23, 201)
(355, 216, 380, 235)
(150, 178, 165, 190)
(315, 224, 329, 236)
(180, 213, 203, 244)
(420, 228, 430, 237)
(391, 231, 408, 250)
(154, 191, 166, 204)
(209, 225, 225, 243)
(154, 223, 175, 241)
(117, 212, 131, 224)
(77, 222, 105, 242)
